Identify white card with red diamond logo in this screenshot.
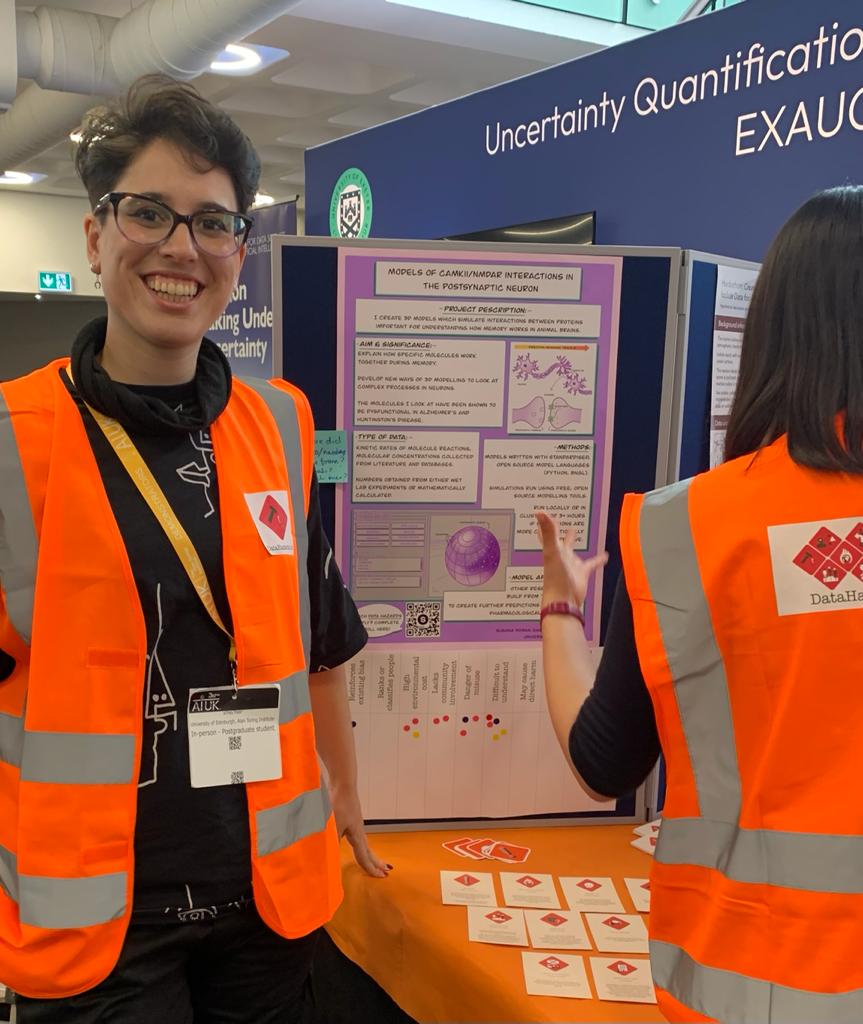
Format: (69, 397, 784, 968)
(585, 913, 649, 953)
(244, 491, 294, 555)
(500, 872, 560, 909)
(524, 909, 591, 950)
(632, 819, 661, 838)
(467, 906, 528, 945)
(623, 878, 651, 913)
(768, 516, 863, 615)
(440, 870, 496, 906)
(560, 876, 625, 912)
(631, 834, 657, 856)
(589, 956, 656, 1003)
(521, 952, 591, 999)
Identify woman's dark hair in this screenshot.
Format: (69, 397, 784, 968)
(74, 74, 261, 213)
(725, 185, 863, 473)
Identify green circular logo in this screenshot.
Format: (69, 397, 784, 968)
(329, 167, 373, 239)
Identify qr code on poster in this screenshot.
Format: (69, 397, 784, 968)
(230, 770, 245, 785)
(405, 601, 442, 638)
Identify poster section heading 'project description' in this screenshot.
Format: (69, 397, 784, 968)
(335, 249, 622, 821)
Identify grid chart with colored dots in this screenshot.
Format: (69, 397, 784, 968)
(347, 646, 597, 820)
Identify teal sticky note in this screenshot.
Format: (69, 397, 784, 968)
(314, 430, 348, 484)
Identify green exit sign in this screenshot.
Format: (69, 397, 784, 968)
(38, 271, 73, 292)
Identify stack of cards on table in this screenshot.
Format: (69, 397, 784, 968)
(631, 818, 661, 855)
(442, 836, 530, 863)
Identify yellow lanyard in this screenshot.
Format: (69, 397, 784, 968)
(65, 367, 237, 670)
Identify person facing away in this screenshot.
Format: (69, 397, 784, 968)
(0, 74, 388, 1023)
(537, 186, 863, 1024)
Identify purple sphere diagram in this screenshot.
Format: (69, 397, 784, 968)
(444, 526, 501, 586)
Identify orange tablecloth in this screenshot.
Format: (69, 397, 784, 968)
(327, 825, 666, 1023)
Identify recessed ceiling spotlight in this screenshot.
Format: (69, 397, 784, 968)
(211, 44, 261, 73)
(209, 42, 290, 76)
(253, 192, 275, 207)
(0, 170, 34, 185)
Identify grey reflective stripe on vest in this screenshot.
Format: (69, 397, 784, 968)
(256, 781, 332, 858)
(0, 714, 135, 784)
(0, 712, 23, 768)
(21, 730, 136, 784)
(639, 479, 741, 822)
(0, 389, 38, 644)
(658, 817, 863, 894)
(651, 940, 863, 1024)
(276, 670, 312, 725)
(0, 844, 126, 929)
(239, 378, 311, 667)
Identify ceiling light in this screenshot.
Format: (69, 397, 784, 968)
(0, 171, 34, 185)
(253, 192, 275, 207)
(208, 42, 290, 76)
(211, 44, 262, 73)
(69, 130, 83, 144)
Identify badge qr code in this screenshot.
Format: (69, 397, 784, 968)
(228, 734, 242, 751)
(405, 601, 442, 638)
(231, 770, 245, 785)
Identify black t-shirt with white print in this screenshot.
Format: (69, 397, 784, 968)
(61, 372, 367, 921)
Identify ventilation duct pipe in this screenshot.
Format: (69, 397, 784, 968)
(0, 0, 302, 171)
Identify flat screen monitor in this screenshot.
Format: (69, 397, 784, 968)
(444, 211, 596, 245)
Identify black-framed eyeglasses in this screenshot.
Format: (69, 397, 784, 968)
(95, 192, 253, 258)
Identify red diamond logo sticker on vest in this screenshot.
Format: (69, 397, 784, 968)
(603, 916, 629, 930)
(576, 878, 600, 891)
(517, 875, 541, 888)
(259, 494, 288, 539)
(485, 910, 511, 924)
(455, 874, 479, 887)
(608, 960, 636, 975)
(244, 491, 294, 556)
(539, 956, 568, 972)
(541, 912, 567, 927)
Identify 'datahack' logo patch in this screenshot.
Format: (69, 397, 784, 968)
(769, 516, 863, 615)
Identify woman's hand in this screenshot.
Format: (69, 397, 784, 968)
(535, 509, 608, 607)
(331, 784, 391, 879)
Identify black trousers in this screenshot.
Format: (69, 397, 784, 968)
(16, 905, 319, 1023)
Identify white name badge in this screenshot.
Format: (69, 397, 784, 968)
(187, 685, 282, 789)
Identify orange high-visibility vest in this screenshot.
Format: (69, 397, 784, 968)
(0, 360, 342, 998)
(620, 436, 863, 1024)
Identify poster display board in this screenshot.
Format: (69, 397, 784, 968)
(333, 246, 622, 821)
(273, 236, 684, 825)
(336, 248, 622, 648)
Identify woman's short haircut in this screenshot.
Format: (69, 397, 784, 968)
(725, 185, 863, 474)
(74, 74, 261, 213)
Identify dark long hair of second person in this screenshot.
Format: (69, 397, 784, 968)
(724, 185, 863, 474)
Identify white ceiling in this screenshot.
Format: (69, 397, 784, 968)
(7, 0, 647, 210)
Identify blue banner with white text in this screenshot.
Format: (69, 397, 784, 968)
(208, 201, 296, 378)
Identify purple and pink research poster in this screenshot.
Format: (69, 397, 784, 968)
(335, 247, 621, 648)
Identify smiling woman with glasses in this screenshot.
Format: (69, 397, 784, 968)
(0, 73, 387, 1024)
